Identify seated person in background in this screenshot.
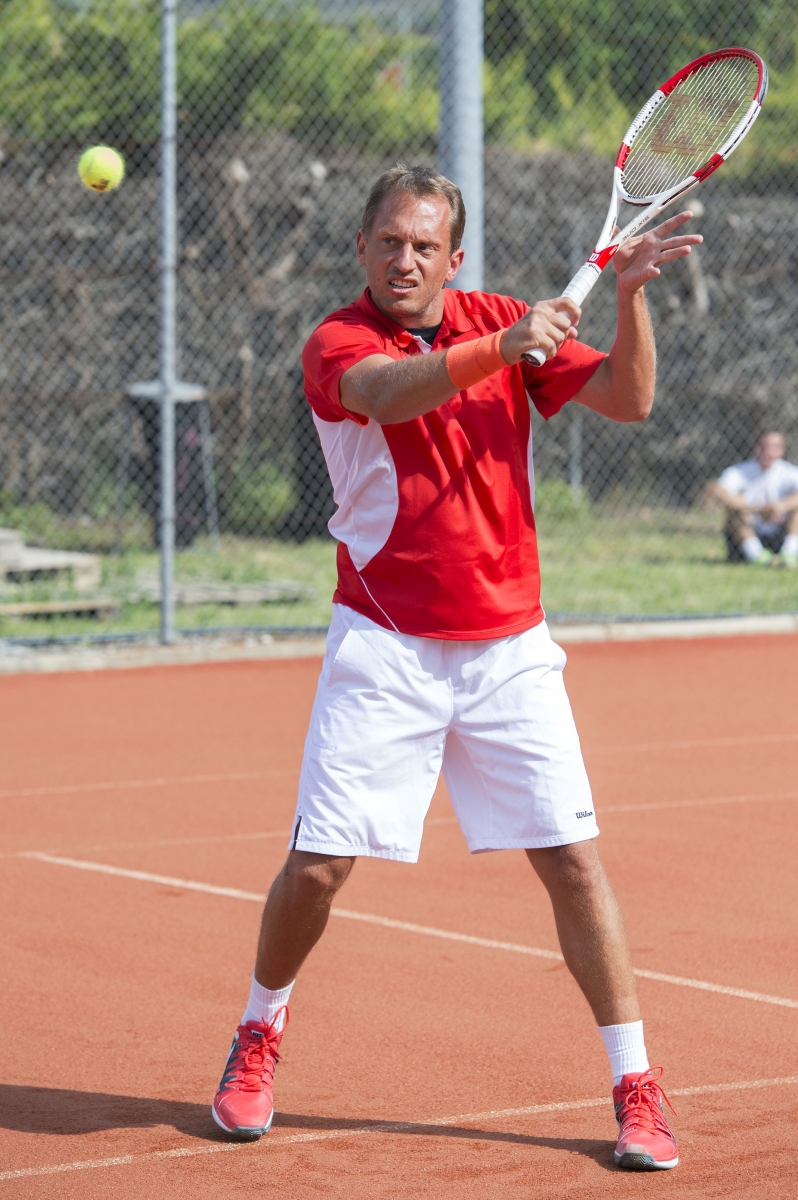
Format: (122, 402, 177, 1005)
(712, 431, 798, 567)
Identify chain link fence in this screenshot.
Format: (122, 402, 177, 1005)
(0, 0, 796, 640)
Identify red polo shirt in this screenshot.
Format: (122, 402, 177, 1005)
(301, 287, 604, 639)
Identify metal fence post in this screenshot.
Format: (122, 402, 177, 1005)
(569, 411, 583, 496)
(160, 0, 178, 643)
(439, 0, 484, 292)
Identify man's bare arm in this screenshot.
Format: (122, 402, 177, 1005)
(711, 483, 751, 512)
(570, 290, 654, 423)
(340, 299, 580, 424)
(340, 350, 457, 424)
(570, 211, 702, 425)
(773, 491, 798, 516)
(709, 484, 798, 518)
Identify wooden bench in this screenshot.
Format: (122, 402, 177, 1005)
(0, 598, 120, 620)
(0, 529, 101, 592)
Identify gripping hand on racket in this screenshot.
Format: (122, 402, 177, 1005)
(499, 297, 581, 365)
(612, 210, 702, 295)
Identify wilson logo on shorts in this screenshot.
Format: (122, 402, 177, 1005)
(575, 810, 594, 819)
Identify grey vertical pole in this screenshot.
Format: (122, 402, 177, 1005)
(198, 402, 220, 542)
(569, 410, 583, 496)
(160, 0, 177, 643)
(439, 0, 484, 291)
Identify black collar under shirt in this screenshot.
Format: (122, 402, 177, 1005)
(407, 322, 443, 346)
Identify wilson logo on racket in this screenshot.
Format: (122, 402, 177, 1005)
(521, 47, 767, 368)
(588, 246, 619, 268)
(649, 93, 745, 156)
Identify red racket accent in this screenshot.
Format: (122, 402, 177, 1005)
(588, 245, 620, 269)
(693, 153, 726, 181)
(660, 47, 766, 101)
(524, 44, 768, 359)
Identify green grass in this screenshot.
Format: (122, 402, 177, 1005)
(1, 510, 797, 643)
(0, 536, 339, 639)
(538, 506, 798, 618)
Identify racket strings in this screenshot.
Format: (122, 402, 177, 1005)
(622, 55, 760, 200)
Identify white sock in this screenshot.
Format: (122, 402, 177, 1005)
(742, 535, 764, 562)
(242, 975, 294, 1031)
(599, 1021, 649, 1086)
(782, 533, 798, 556)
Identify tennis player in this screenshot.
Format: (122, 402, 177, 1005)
(213, 165, 699, 1171)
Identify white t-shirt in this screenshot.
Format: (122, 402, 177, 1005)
(718, 457, 798, 534)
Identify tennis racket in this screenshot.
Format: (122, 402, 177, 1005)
(523, 47, 768, 366)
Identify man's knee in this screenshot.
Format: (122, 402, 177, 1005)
(282, 850, 355, 903)
(725, 507, 751, 535)
(526, 839, 605, 895)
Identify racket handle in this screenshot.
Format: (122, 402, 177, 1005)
(522, 263, 603, 368)
(562, 262, 602, 307)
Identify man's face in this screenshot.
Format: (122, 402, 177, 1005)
(755, 433, 784, 470)
(356, 192, 465, 327)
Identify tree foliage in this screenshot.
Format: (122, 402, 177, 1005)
(0, 0, 795, 168)
(486, 0, 798, 167)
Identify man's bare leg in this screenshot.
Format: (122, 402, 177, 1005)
(254, 851, 356, 990)
(725, 506, 756, 545)
(212, 851, 354, 1138)
(725, 506, 774, 563)
(526, 840, 639, 1026)
(530, 843, 680, 1169)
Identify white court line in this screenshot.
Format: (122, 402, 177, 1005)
(2, 1073, 797, 1182)
(586, 731, 798, 756)
(0, 831, 292, 863)
(2, 819, 458, 861)
(2, 791, 794, 862)
(47, 829, 292, 855)
(21, 853, 798, 1010)
(22, 854, 269, 903)
(11, 794, 793, 860)
(3, 730, 795, 799)
(0, 769, 295, 801)
(601, 790, 798, 815)
(13, 790, 797, 865)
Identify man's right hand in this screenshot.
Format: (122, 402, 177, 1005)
(500, 298, 581, 365)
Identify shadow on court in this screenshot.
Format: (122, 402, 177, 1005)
(0, 1085, 615, 1168)
(0, 1085, 213, 1139)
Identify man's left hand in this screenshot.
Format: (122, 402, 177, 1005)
(612, 211, 703, 296)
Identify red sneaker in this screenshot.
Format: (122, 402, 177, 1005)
(211, 1008, 288, 1139)
(613, 1066, 678, 1170)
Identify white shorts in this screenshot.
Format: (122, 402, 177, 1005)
(290, 605, 598, 862)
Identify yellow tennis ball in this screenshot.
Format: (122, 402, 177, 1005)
(78, 145, 125, 193)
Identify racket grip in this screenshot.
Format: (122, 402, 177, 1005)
(562, 262, 602, 307)
(522, 262, 603, 368)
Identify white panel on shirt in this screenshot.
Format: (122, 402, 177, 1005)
(313, 413, 399, 571)
(718, 458, 798, 534)
(313, 334, 541, 573)
(313, 337, 428, 571)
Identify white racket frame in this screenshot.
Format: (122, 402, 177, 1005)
(523, 48, 768, 366)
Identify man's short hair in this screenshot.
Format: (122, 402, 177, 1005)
(361, 164, 466, 252)
(756, 429, 784, 443)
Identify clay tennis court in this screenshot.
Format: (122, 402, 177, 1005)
(2, 632, 797, 1198)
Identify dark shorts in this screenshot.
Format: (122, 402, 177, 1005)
(725, 526, 787, 562)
